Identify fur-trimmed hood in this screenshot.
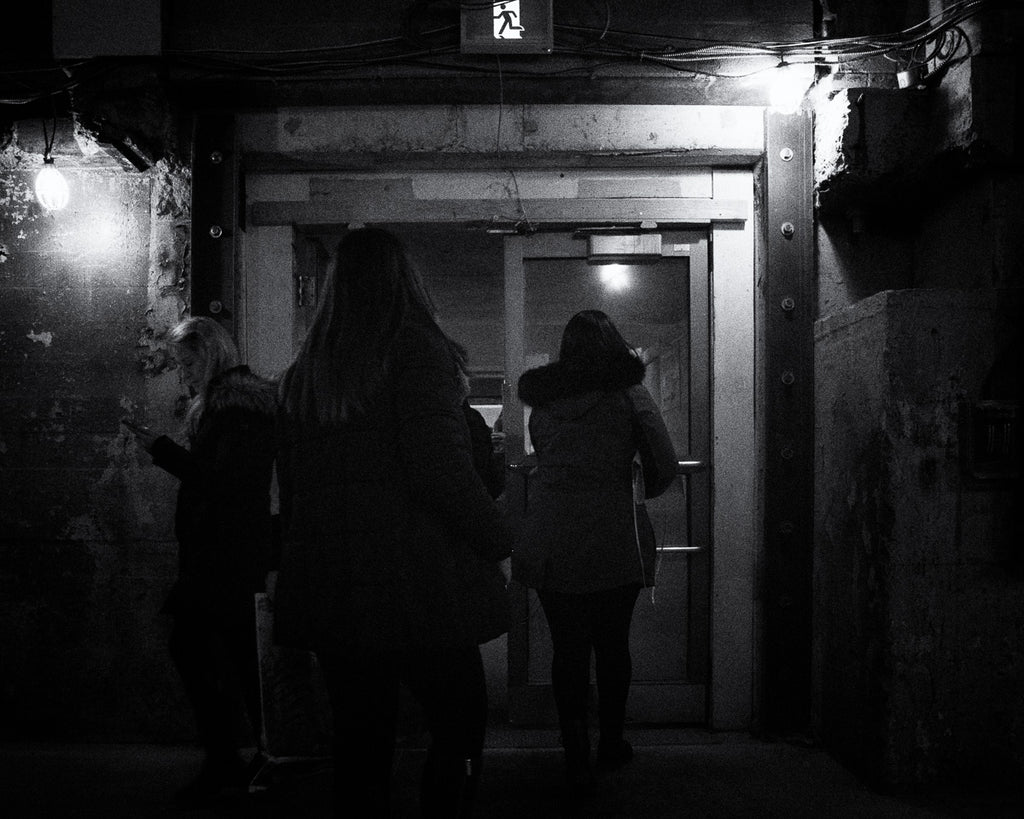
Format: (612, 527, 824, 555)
(206, 365, 278, 418)
(518, 354, 645, 409)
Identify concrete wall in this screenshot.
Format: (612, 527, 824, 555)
(814, 290, 1024, 786)
(0, 155, 195, 741)
(810, 6, 1024, 785)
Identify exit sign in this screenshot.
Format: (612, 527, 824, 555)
(460, 0, 553, 54)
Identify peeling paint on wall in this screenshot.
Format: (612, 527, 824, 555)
(26, 330, 53, 346)
(1, 145, 194, 741)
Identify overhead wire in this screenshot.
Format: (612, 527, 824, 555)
(494, 55, 534, 233)
(0, 0, 1002, 105)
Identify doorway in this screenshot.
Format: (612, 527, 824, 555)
(239, 164, 758, 730)
(502, 229, 711, 724)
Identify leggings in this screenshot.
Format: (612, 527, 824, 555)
(168, 612, 262, 762)
(318, 644, 488, 819)
(537, 584, 641, 741)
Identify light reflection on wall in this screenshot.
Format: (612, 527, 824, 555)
(79, 213, 121, 257)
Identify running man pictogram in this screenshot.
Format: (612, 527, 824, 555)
(494, 2, 525, 39)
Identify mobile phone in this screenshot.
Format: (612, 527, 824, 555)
(121, 417, 150, 435)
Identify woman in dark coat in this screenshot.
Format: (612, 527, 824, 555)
(513, 309, 678, 794)
(274, 227, 511, 819)
(123, 316, 277, 804)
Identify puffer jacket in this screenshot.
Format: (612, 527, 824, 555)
(513, 354, 677, 594)
(273, 318, 512, 654)
(152, 365, 278, 625)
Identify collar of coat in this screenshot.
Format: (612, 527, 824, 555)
(206, 365, 278, 417)
(517, 354, 645, 408)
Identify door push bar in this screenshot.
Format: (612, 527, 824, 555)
(509, 459, 706, 475)
(676, 459, 706, 474)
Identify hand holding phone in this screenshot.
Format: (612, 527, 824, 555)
(122, 417, 158, 453)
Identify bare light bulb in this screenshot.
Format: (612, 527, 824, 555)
(35, 159, 69, 210)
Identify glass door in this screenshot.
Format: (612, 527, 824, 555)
(504, 229, 711, 725)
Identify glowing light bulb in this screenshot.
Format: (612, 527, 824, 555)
(769, 62, 815, 115)
(35, 159, 69, 210)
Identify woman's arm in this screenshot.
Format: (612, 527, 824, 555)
(627, 383, 679, 499)
(393, 327, 513, 560)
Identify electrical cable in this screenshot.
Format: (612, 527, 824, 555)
(493, 55, 534, 233)
(0, 0, 1003, 106)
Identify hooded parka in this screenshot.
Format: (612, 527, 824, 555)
(513, 354, 677, 594)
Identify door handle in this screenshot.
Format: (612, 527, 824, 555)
(677, 459, 706, 475)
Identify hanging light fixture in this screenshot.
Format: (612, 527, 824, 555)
(35, 158, 69, 210)
(35, 115, 69, 211)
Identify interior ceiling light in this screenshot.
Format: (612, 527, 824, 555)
(598, 264, 630, 292)
(35, 116, 69, 211)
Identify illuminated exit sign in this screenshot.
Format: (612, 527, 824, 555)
(460, 0, 553, 54)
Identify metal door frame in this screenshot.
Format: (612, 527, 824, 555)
(235, 157, 758, 730)
(504, 229, 712, 725)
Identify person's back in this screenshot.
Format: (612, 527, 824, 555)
(515, 354, 648, 593)
(512, 309, 677, 798)
(273, 227, 512, 818)
(275, 315, 509, 654)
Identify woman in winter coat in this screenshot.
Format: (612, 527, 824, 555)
(513, 309, 678, 795)
(122, 315, 277, 804)
(273, 227, 512, 819)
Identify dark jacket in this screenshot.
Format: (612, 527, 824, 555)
(152, 365, 278, 624)
(513, 354, 677, 593)
(273, 318, 512, 654)
(464, 401, 506, 500)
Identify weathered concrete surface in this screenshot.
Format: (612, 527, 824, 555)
(814, 289, 1024, 787)
(0, 147, 194, 741)
(814, 15, 1020, 221)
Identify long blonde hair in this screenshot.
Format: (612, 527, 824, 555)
(167, 316, 239, 436)
(279, 227, 443, 425)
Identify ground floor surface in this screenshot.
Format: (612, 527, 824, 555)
(2, 725, 1020, 818)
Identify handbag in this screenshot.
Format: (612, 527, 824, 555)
(631, 458, 657, 590)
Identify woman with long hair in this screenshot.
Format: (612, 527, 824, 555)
(514, 309, 678, 796)
(123, 315, 277, 804)
(274, 227, 511, 818)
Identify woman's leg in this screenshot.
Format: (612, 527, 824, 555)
(591, 584, 641, 767)
(537, 590, 595, 790)
(168, 617, 239, 763)
(318, 649, 401, 819)
(167, 617, 246, 801)
(222, 612, 263, 756)
(404, 645, 488, 819)
(537, 590, 592, 728)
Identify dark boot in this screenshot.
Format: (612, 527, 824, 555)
(560, 720, 595, 796)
